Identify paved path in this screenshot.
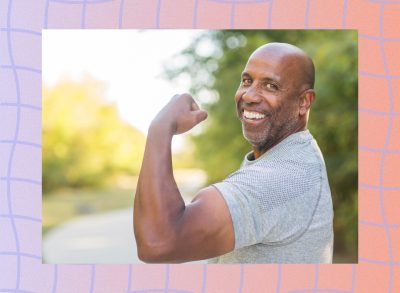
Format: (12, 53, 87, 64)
(43, 169, 207, 264)
(44, 208, 206, 264)
(43, 208, 140, 263)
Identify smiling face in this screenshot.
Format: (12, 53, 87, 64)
(235, 43, 315, 158)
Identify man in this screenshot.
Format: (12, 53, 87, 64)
(134, 42, 334, 263)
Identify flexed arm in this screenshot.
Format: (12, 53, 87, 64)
(134, 94, 234, 263)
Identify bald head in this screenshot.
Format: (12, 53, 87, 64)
(236, 42, 317, 157)
(250, 43, 315, 90)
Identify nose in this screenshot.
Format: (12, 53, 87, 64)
(241, 85, 262, 104)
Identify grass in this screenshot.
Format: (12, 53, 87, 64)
(42, 187, 134, 235)
(42, 170, 205, 236)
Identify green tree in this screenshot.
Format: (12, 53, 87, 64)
(164, 30, 358, 261)
(43, 77, 145, 193)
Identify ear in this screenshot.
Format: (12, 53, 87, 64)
(299, 89, 315, 116)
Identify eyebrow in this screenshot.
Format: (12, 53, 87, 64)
(241, 72, 282, 86)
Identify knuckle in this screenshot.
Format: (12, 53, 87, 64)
(181, 93, 193, 100)
(171, 94, 180, 100)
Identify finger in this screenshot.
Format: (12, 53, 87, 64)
(191, 110, 208, 124)
(171, 94, 180, 100)
(191, 101, 200, 111)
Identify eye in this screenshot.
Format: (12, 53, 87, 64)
(241, 78, 252, 86)
(265, 83, 278, 91)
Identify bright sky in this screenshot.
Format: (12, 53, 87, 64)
(43, 30, 205, 151)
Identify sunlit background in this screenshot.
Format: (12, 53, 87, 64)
(43, 30, 357, 264)
(43, 30, 209, 148)
(42, 30, 209, 263)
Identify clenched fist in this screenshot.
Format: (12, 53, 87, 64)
(150, 94, 208, 135)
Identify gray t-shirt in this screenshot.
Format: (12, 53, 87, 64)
(209, 129, 334, 263)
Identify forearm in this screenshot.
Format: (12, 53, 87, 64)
(133, 93, 208, 262)
(134, 123, 185, 260)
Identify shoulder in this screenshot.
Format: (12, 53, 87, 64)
(226, 138, 322, 186)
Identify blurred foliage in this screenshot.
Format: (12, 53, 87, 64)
(172, 137, 198, 169)
(164, 30, 358, 261)
(43, 77, 145, 193)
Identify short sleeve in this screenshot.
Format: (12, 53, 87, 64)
(212, 162, 322, 250)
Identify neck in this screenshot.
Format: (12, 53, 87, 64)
(252, 124, 307, 159)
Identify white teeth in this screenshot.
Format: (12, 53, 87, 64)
(243, 110, 266, 120)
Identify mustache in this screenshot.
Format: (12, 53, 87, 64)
(237, 101, 273, 116)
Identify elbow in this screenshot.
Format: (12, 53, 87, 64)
(133, 213, 182, 263)
(137, 247, 163, 263)
(134, 230, 168, 263)
(137, 246, 152, 263)
(134, 225, 177, 263)
(136, 240, 175, 263)
(137, 248, 152, 263)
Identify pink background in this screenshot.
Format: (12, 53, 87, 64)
(0, 0, 399, 292)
